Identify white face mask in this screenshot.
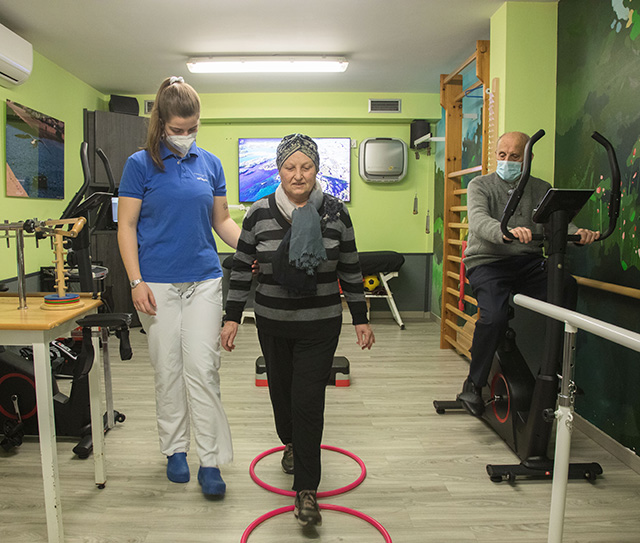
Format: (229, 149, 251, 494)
(165, 133, 196, 156)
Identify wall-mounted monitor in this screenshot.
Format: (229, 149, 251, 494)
(358, 137, 407, 183)
(238, 137, 351, 202)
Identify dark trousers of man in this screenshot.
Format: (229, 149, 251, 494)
(466, 254, 577, 389)
(257, 330, 339, 492)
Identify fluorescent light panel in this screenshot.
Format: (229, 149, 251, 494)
(186, 56, 348, 73)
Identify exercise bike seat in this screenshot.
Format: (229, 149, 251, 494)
(76, 312, 132, 329)
(76, 313, 133, 361)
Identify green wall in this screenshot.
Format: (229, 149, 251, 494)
(0, 51, 107, 281)
(134, 91, 441, 254)
(554, 0, 640, 455)
(490, 1, 558, 182)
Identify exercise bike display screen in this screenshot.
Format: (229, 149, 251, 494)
(532, 188, 594, 224)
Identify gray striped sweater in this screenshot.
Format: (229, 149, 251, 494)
(225, 193, 368, 338)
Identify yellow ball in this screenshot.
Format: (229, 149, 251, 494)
(363, 275, 380, 292)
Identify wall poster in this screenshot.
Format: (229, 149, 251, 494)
(5, 100, 65, 199)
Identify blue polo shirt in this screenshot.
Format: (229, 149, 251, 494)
(118, 142, 226, 283)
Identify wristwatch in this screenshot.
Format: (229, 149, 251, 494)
(130, 278, 143, 289)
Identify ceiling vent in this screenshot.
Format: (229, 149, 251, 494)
(368, 99, 402, 113)
(144, 100, 155, 114)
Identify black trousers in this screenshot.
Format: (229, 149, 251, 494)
(466, 255, 577, 388)
(257, 330, 339, 492)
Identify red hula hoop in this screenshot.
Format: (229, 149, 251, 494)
(240, 504, 392, 543)
(249, 444, 366, 498)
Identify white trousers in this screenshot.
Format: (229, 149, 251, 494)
(137, 278, 233, 467)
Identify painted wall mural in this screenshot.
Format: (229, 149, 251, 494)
(556, 0, 640, 278)
(556, 0, 640, 454)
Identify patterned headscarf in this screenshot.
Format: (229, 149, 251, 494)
(276, 133, 319, 171)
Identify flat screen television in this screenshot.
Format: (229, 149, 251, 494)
(238, 137, 351, 202)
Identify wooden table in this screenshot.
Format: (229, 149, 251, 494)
(0, 294, 104, 543)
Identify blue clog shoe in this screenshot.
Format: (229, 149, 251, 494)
(198, 466, 226, 497)
(167, 452, 190, 483)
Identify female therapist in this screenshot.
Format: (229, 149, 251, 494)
(118, 76, 240, 497)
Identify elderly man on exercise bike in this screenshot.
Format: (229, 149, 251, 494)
(458, 131, 600, 417)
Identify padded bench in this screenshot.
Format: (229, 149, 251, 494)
(358, 251, 405, 329)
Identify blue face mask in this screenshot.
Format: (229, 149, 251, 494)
(496, 160, 522, 182)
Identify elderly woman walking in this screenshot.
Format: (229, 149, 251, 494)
(221, 133, 374, 526)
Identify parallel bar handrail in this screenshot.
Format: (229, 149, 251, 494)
(512, 294, 640, 543)
(513, 294, 640, 353)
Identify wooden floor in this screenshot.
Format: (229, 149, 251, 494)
(1, 316, 639, 542)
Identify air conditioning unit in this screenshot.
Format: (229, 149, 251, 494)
(0, 23, 33, 87)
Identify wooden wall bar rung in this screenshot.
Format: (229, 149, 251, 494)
(451, 205, 468, 212)
(446, 287, 477, 306)
(447, 255, 462, 264)
(446, 270, 470, 285)
(442, 51, 477, 85)
(453, 188, 468, 195)
(448, 223, 469, 230)
(445, 319, 474, 343)
(445, 302, 477, 324)
(448, 239, 464, 246)
(448, 165, 483, 179)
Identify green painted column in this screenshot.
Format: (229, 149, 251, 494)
(490, 1, 558, 183)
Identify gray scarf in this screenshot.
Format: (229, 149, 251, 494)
(275, 181, 327, 274)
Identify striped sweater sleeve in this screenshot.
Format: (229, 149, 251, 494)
(224, 203, 261, 323)
(335, 204, 368, 325)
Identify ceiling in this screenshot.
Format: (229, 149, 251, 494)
(0, 0, 557, 96)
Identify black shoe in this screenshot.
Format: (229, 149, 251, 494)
(294, 490, 322, 527)
(458, 379, 485, 417)
(281, 443, 294, 474)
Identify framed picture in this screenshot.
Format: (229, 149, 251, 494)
(5, 100, 65, 199)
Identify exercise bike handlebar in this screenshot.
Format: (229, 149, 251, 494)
(500, 129, 621, 244)
(500, 130, 546, 242)
(590, 131, 621, 242)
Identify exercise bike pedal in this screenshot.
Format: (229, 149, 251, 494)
(1, 419, 25, 451)
(433, 399, 464, 414)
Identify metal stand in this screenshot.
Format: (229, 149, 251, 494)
(1, 218, 86, 309)
(548, 323, 578, 543)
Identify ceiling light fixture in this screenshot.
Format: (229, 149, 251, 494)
(186, 56, 348, 74)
